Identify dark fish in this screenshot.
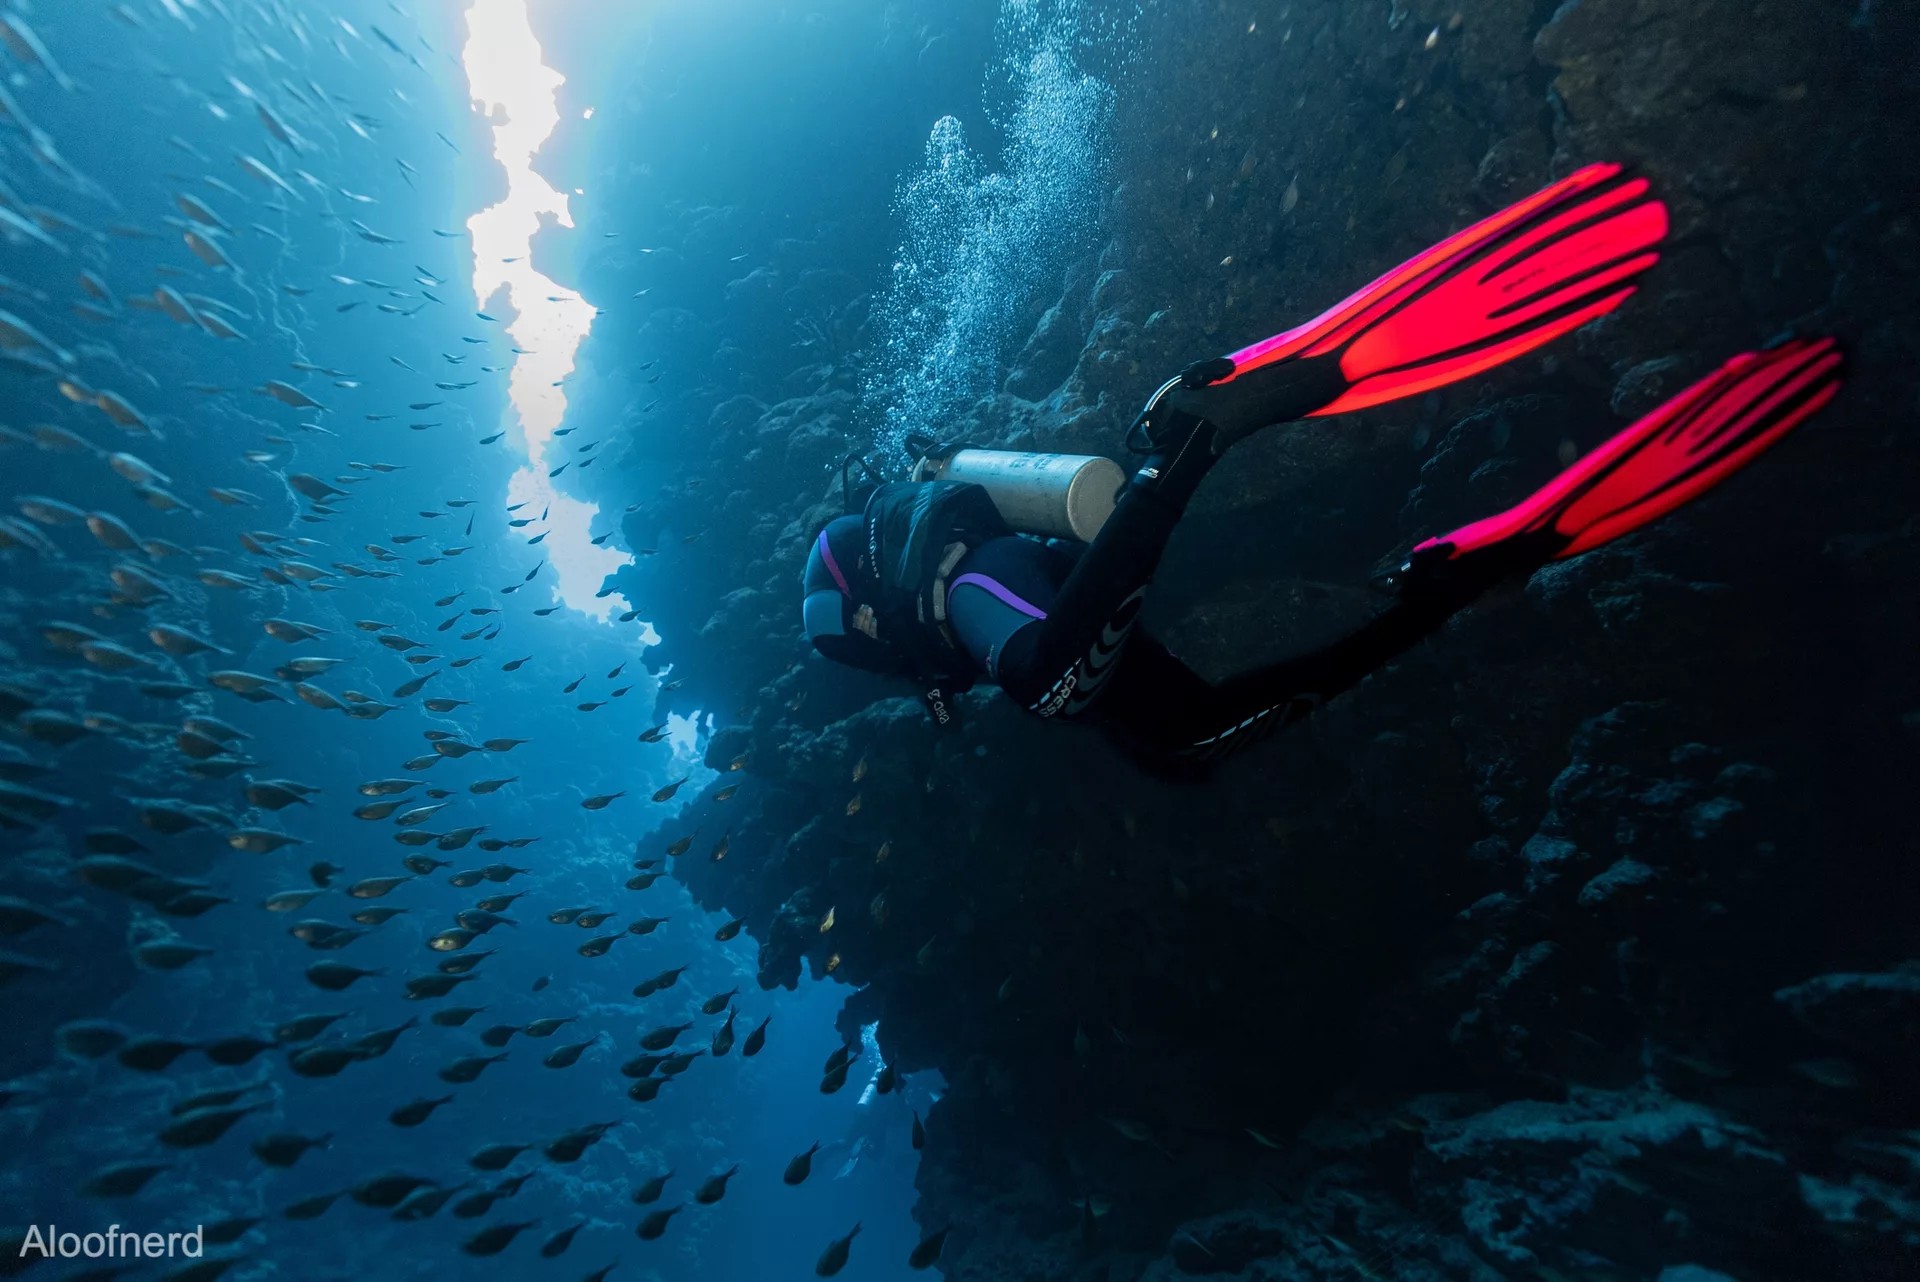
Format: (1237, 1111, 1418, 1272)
(170, 1085, 263, 1117)
(56, 1020, 129, 1059)
(158, 1103, 264, 1147)
(348, 1017, 419, 1058)
(203, 1035, 275, 1066)
(117, 1036, 198, 1072)
(639, 1022, 691, 1052)
(701, 988, 739, 1016)
(742, 1015, 770, 1057)
(429, 928, 478, 954)
(544, 1039, 595, 1069)
(455, 909, 513, 933)
(282, 1191, 342, 1220)
(84, 829, 149, 855)
(431, 1006, 487, 1027)
(392, 1182, 468, 1221)
(202, 1216, 261, 1247)
(288, 1045, 367, 1078)
(544, 1120, 615, 1163)
(464, 1220, 538, 1256)
(439, 949, 495, 975)
(711, 1010, 737, 1057)
(784, 1142, 821, 1186)
(632, 1171, 673, 1204)
(251, 1132, 330, 1168)
(636, 1205, 680, 1240)
(907, 1227, 950, 1270)
(627, 1076, 668, 1103)
(160, 889, 232, 918)
(816, 1224, 861, 1276)
(82, 1160, 170, 1198)
(406, 972, 475, 999)
(347, 874, 413, 899)
(352, 1173, 438, 1209)
(451, 1172, 531, 1219)
(469, 1142, 532, 1172)
(440, 1052, 508, 1083)
(306, 962, 381, 991)
(389, 1095, 455, 1127)
(693, 1165, 737, 1205)
(540, 1222, 583, 1258)
(659, 1051, 703, 1076)
(274, 1011, 348, 1043)
(621, 1053, 666, 1078)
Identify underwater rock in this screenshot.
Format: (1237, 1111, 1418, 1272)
(1774, 965, 1920, 1060)
(557, 0, 1920, 1278)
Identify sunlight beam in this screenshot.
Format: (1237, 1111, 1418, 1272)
(461, 0, 630, 620)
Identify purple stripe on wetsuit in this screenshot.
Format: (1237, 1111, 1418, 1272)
(816, 528, 851, 597)
(949, 573, 1048, 620)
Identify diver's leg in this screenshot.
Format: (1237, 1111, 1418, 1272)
(1014, 157, 1668, 724)
(1078, 635, 1242, 749)
(993, 407, 1227, 719)
(1075, 574, 1494, 761)
(1166, 581, 1495, 759)
(1128, 336, 1847, 761)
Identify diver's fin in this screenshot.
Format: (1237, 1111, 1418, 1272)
(1398, 337, 1844, 587)
(1155, 162, 1669, 441)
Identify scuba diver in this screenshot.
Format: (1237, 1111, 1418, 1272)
(803, 163, 1844, 764)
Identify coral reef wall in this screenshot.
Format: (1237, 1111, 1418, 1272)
(577, 0, 1920, 1276)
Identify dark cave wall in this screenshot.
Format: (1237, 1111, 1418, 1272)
(585, 0, 1920, 1277)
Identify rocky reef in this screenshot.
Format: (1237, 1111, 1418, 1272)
(574, 0, 1920, 1276)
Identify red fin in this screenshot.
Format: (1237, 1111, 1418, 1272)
(1221, 163, 1668, 416)
(1419, 337, 1844, 562)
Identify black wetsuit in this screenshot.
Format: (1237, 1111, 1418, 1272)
(946, 411, 1505, 764)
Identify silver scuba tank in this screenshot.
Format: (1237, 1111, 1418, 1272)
(909, 449, 1125, 542)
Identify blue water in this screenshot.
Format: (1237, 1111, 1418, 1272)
(0, 1, 995, 1277)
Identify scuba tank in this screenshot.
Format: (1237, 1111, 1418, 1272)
(909, 449, 1124, 542)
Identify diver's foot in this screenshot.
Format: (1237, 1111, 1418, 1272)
(1131, 162, 1671, 452)
(1385, 336, 1844, 599)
